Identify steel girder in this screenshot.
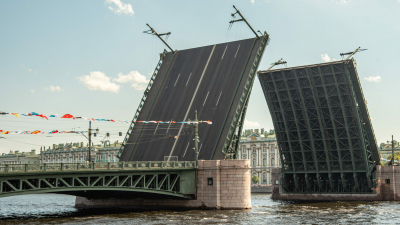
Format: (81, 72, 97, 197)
(258, 59, 379, 193)
(117, 50, 171, 158)
(221, 33, 269, 159)
(0, 161, 196, 199)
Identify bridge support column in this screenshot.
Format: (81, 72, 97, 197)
(75, 160, 251, 210)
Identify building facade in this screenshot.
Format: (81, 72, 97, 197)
(0, 150, 39, 164)
(39, 141, 121, 163)
(379, 140, 400, 163)
(239, 128, 280, 185)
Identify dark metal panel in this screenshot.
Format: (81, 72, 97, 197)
(120, 36, 268, 162)
(258, 60, 379, 193)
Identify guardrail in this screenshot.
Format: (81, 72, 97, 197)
(0, 161, 197, 174)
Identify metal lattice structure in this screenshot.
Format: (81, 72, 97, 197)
(0, 161, 196, 199)
(258, 59, 379, 193)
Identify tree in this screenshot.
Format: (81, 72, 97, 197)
(251, 174, 260, 184)
(387, 152, 400, 162)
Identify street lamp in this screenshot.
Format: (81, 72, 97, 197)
(81, 121, 99, 164)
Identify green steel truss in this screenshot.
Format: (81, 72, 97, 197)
(0, 161, 196, 199)
(220, 32, 270, 159)
(258, 59, 379, 193)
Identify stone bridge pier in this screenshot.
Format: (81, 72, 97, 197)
(76, 160, 251, 210)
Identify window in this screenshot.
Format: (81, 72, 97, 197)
(385, 179, 390, 184)
(252, 157, 256, 167)
(252, 147, 256, 153)
(263, 158, 267, 167)
(208, 178, 213, 186)
(263, 173, 267, 183)
(271, 158, 275, 167)
(263, 147, 267, 153)
(242, 146, 246, 153)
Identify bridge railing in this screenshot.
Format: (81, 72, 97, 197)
(0, 161, 196, 174)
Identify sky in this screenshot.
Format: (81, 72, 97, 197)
(1, 0, 399, 153)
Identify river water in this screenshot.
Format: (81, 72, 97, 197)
(1, 193, 400, 224)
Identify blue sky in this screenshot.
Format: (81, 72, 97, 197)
(1, 0, 399, 153)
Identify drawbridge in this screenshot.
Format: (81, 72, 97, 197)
(118, 35, 269, 162)
(258, 59, 380, 194)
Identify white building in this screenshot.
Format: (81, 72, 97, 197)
(239, 128, 280, 185)
(39, 141, 121, 163)
(0, 150, 39, 164)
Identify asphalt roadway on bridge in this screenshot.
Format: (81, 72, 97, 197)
(120, 37, 263, 162)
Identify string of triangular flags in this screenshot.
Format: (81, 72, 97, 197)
(0, 111, 212, 125)
(0, 112, 123, 122)
(0, 130, 86, 135)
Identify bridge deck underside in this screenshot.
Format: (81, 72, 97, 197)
(258, 60, 379, 193)
(120, 37, 263, 161)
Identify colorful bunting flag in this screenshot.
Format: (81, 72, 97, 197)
(36, 114, 48, 120)
(61, 114, 75, 120)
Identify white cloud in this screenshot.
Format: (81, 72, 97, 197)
(244, 119, 261, 127)
(364, 76, 381, 83)
(321, 54, 331, 62)
(250, 0, 255, 3)
(46, 85, 61, 92)
(78, 71, 120, 93)
(105, 0, 134, 15)
(113, 71, 149, 91)
(30, 89, 35, 93)
(28, 69, 33, 72)
(131, 83, 148, 91)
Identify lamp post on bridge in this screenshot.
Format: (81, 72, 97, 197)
(81, 121, 99, 164)
(194, 110, 199, 167)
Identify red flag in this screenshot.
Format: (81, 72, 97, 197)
(110, 119, 115, 122)
(36, 114, 48, 120)
(61, 114, 75, 120)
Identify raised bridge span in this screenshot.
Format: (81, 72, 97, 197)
(259, 59, 380, 195)
(119, 34, 269, 162)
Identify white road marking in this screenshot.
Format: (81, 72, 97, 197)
(198, 144, 203, 153)
(183, 142, 190, 157)
(216, 91, 222, 106)
(154, 123, 159, 134)
(234, 45, 240, 58)
(167, 45, 216, 161)
(186, 72, 192, 86)
(174, 74, 180, 87)
(166, 122, 172, 134)
(221, 45, 228, 59)
(203, 91, 209, 106)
